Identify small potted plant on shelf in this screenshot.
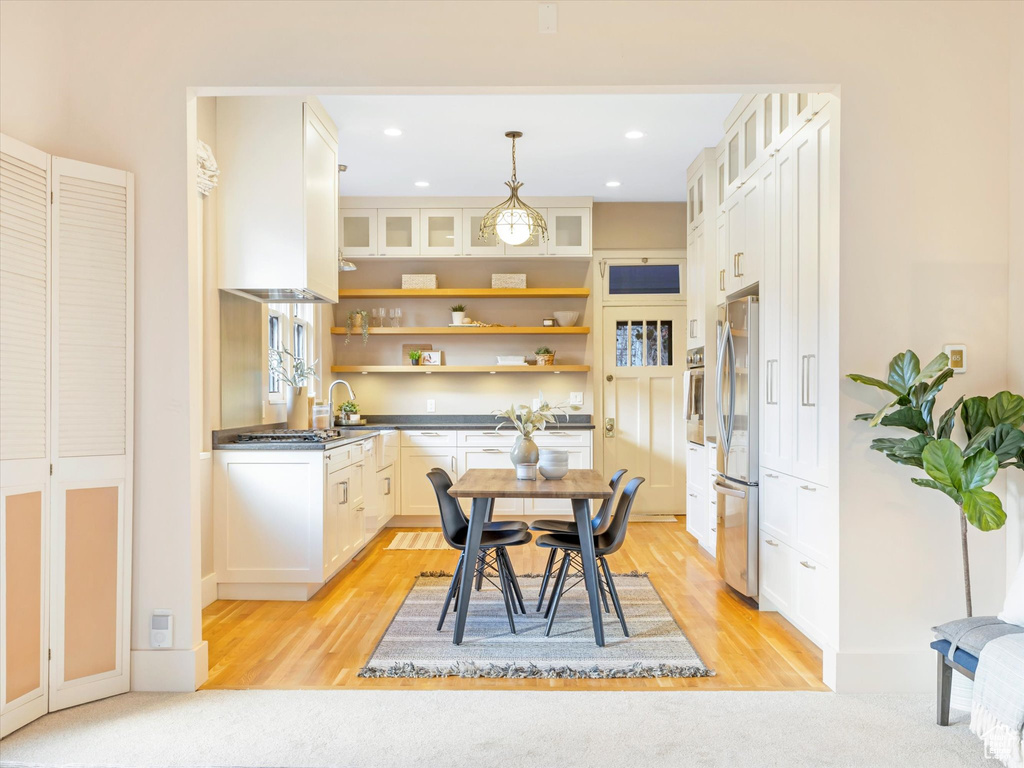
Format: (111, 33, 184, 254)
(534, 346, 555, 366)
(345, 309, 370, 345)
(450, 304, 467, 325)
(337, 399, 361, 426)
(409, 349, 422, 366)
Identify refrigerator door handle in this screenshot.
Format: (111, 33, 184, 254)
(715, 322, 729, 446)
(725, 320, 736, 447)
(713, 481, 747, 500)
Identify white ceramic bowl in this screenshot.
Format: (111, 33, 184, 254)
(553, 311, 579, 327)
(539, 463, 569, 480)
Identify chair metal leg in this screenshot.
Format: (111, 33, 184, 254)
(475, 499, 495, 591)
(499, 547, 526, 614)
(545, 552, 570, 619)
(936, 651, 952, 726)
(537, 548, 557, 611)
(545, 552, 572, 637)
(601, 556, 629, 637)
(496, 552, 516, 633)
(598, 568, 610, 614)
(438, 553, 464, 631)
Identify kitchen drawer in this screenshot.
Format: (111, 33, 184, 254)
(401, 429, 457, 448)
(760, 470, 795, 543)
(457, 430, 517, 447)
(532, 430, 592, 447)
(686, 443, 706, 491)
(706, 441, 718, 469)
(704, 484, 718, 558)
(759, 528, 794, 614)
(325, 442, 364, 471)
(793, 553, 829, 646)
(795, 480, 830, 565)
(685, 483, 706, 544)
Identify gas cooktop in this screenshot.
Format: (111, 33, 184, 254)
(235, 429, 342, 443)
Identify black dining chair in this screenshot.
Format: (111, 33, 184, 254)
(530, 468, 627, 611)
(426, 469, 532, 634)
(534, 476, 645, 638)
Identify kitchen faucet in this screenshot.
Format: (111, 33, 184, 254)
(328, 378, 356, 425)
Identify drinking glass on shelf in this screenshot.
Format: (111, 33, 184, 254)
(393, 308, 402, 327)
(370, 308, 380, 328)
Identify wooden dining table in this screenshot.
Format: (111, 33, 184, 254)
(447, 468, 614, 647)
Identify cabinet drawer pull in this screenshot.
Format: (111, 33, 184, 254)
(710, 527, 717, 532)
(451, 456, 457, 472)
(547, 431, 570, 436)
(719, 269, 726, 291)
(482, 448, 502, 453)
(340, 481, 349, 505)
(384, 477, 391, 495)
(800, 560, 816, 570)
(765, 472, 779, 478)
(799, 485, 816, 492)
(765, 539, 779, 547)
(419, 432, 443, 436)
(356, 506, 365, 512)
(688, 493, 698, 499)
(325, 453, 332, 461)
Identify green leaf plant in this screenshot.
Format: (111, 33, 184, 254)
(849, 350, 1024, 616)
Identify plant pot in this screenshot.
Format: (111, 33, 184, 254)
(285, 386, 309, 429)
(451, 311, 466, 325)
(351, 314, 363, 329)
(341, 412, 361, 425)
(410, 358, 420, 366)
(535, 353, 555, 366)
(510, 435, 540, 480)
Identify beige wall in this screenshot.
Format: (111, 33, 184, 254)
(2, 0, 1019, 692)
(593, 203, 686, 250)
(1008, 4, 1024, 578)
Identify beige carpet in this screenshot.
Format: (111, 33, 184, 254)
(361, 574, 711, 678)
(0, 690, 986, 767)
(385, 531, 447, 550)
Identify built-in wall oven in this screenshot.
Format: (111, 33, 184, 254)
(684, 347, 705, 445)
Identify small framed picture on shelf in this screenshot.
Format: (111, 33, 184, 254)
(421, 350, 442, 366)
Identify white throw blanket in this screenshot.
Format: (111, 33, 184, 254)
(971, 633, 1024, 767)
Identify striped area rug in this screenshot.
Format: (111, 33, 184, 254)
(360, 573, 713, 679)
(386, 531, 448, 550)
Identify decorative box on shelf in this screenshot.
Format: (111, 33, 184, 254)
(491, 273, 526, 289)
(402, 274, 438, 289)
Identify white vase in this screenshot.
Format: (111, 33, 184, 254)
(286, 386, 308, 429)
(451, 311, 466, 325)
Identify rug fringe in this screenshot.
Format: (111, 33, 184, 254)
(418, 570, 651, 578)
(358, 660, 715, 680)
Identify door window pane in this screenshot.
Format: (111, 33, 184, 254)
(744, 114, 757, 169)
(268, 314, 281, 394)
(630, 322, 644, 367)
(646, 322, 659, 366)
(780, 93, 790, 132)
(728, 135, 739, 183)
(660, 321, 673, 366)
(763, 96, 773, 148)
(608, 264, 680, 295)
(616, 321, 629, 367)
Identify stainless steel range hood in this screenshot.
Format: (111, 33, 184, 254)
(226, 287, 332, 303)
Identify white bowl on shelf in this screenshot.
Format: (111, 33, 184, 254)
(553, 311, 579, 327)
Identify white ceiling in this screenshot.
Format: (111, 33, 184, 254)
(319, 94, 740, 202)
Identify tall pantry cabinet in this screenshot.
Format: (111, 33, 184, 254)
(688, 94, 839, 667)
(0, 134, 134, 736)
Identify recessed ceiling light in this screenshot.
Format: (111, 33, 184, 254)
(606, 181, 621, 188)
(414, 181, 430, 187)
(383, 128, 402, 137)
(625, 130, 645, 139)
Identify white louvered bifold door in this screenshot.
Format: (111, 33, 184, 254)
(0, 134, 51, 737)
(48, 157, 133, 711)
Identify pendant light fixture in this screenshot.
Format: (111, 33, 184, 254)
(338, 249, 357, 272)
(479, 131, 548, 247)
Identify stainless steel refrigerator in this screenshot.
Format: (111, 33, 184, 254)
(714, 296, 759, 599)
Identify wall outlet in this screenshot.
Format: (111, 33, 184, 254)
(569, 391, 584, 406)
(150, 610, 173, 649)
(426, 399, 435, 413)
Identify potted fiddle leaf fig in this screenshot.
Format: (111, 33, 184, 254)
(849, 350, 1024, 615)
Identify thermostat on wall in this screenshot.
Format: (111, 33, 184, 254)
(944, 344, 967, 374)
(151, 610, 173, 649)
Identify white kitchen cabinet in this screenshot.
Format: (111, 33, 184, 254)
(458, 446, 522, 515)
(462, 208, 506, 256)
(686, 223, 706, 349)
(217, 96, 338, 301)
(737, 96, 767, 186)
(339, 460, 365, 564)
(737, 159, 770, 292)
(420, 209, 463, 256)
(547, 207, 591, 256)
(399, 446, 457, 516)
(685, 442, 705, 492)
(793, 554, 829, 647)
(794, 480, 830, 565)
(377, 209, 420, 257)
(376, 465, 397, 530)
(324, 463, 345, 575)
(704, 466, 718, 557)
(685, 483, 707, 546)
(340, 209, 377, 258)
(687, 163, 707, 234)
(401, 429, 458, 448)
(758, 529, 794, 614)
(759, 470, 795, 542)
(717, 192, 744, 298)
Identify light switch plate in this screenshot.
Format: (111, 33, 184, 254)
(538, 3, 558, 34)
(426, 399, 435, 413)
(944, 344, 967, 374)
(569, 391, 584, 406)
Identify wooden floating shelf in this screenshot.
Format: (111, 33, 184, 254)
(330, 365, 590, 374)
(337, 288, 590, 299)
(330, 326, 589, 336)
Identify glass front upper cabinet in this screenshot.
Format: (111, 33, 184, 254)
(462, 208, 505, 256)
(376, 209, 419, 256)
(339, 209, 377, 257)
(419, 209, 462, 256)
(548, 207, 591, 256)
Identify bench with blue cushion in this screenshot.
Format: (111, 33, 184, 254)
(932, 616, 1024, 725)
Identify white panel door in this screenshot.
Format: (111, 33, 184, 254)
(48, 156, 133, 712)
(0, 133, 50, 737)
(602, 305, 686, 515)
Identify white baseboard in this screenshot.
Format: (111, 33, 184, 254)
(201, 572, 218, 608)
(832, 649, 933, 693)
(217, 582, 321, 601)
(131, 641, 208, 691)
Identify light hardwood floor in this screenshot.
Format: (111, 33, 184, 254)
(202, 517, 826, 691)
